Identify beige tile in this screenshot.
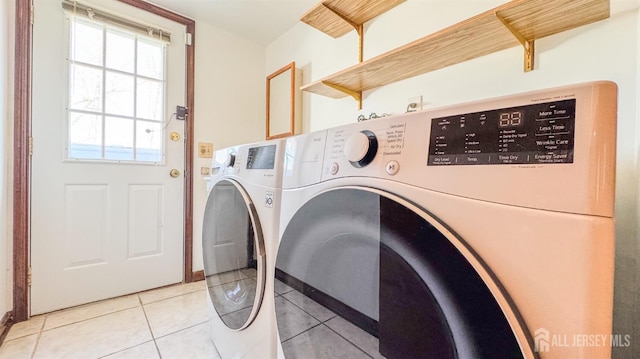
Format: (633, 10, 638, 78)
(325, 316, 384, 359)
(43, 294, 140, 331)
(138, 281, 206, 305)
(282, 324, 370, 359)
(283, 291, 336, 322)
(156, 322, 220, 359)
(33, 307, 152, 359)
(102, 341, 159, 359)
(144, 290, 208, 339)
(0, 334, 38, 359)
(274, 296, 319, 342)
(5, 315, 45, 341)
(274, 279, 294, 295)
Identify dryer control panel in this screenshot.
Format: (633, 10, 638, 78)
(427, 99, 576, 166)
(317, 81, 617, 217)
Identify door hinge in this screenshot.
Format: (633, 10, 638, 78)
(185, 32, 192, 46)
(28, 136, 33, 156)
(27, 267, 32, 286)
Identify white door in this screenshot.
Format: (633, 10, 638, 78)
(31, 0, 187, 314)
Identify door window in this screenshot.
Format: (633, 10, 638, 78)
(67, 16, 166, 163)
(275, 188, 524, 358)
(203, 180, 265, 330)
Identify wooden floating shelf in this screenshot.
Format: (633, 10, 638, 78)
(300, 0, 406, 38)
(301, 0, 610, 102)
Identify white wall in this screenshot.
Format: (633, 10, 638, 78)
(1, 0, 15, 319)
(266, 1, 639, 358)
(191, 22, 266, 271)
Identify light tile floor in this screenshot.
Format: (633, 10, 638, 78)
(273, 280, 385, 359)
(1, 276, 385, 359)
(0, 280, 221, 359)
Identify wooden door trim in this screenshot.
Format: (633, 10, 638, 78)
(12, 0, 197, 322)
(13, 0, 32, 323)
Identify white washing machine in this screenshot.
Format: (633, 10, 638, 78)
(203, 139, 285, 359)
(273, 81, 617, 359)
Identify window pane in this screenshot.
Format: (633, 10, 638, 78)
(71, 19, 103, 66)
(69, 64, 103, 111)
(137, 39, 164, 79)
(106, 29, 134, 72)
(105, 71, 134, 117)
(137, 78, 163, 121)
(68, 112, 102, 159)
(105, 117, 134, 160)
(136, 120, 163, 162)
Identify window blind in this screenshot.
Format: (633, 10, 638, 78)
(61, 0, 171, 42)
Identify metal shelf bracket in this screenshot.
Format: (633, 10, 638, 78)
(496, 12, 535, 72)
(322, 3, 364, 63)
(323, 81, 363, 110)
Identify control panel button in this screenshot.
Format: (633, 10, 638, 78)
(344, 130, 378, 168)
(386, 160, 400, 175)
(329, 162, 339, 175)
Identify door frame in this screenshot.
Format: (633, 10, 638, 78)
(12, 0, 198, 322)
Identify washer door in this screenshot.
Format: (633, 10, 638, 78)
(203, 179, 266, 330)
(275, 187, 535, 359)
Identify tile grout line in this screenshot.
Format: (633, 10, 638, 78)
(280, 322, 325, 345)
(323, 321, 376, 359)
(39, 304, 141, 333)
(29, 314, 48, 359)
(279, 291, 337, 324)
(138, 294, 163, 359)
(278, 292, 377, 358)
(151, 320, 209, 341)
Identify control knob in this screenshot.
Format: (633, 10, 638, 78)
(224, 153, 236, 167)
(344, 130, 378, 168)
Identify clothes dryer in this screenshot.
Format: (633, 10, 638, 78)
(274, 82, 617, 359)
(203, 139, 285, 358)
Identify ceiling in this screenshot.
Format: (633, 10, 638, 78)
(147, 0, 318, 46)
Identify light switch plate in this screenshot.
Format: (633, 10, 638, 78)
(200, 166, 210, 175)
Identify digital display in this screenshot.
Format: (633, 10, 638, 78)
(246, 145, 277, 169)
(427, 99, 576, 166)
(498, 111, 523, 128)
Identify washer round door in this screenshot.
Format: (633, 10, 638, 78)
(203, 179, 266, 330)
(274, 187, 534, 359)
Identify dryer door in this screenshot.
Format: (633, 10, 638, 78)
(274, 187, 535, 359)
(203, 179, 266, 330)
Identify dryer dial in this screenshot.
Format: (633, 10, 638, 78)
(344, 130, 378, 168)
(224, 153, 236, 168)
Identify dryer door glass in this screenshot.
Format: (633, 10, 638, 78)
(274, 188, 527, 358)
(203, 179, 265, 330)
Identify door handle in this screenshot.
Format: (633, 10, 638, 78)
(170, 169, 180, 178)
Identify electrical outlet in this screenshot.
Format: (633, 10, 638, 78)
(407, 95, 423, 112)
(200, 166, 211, 175)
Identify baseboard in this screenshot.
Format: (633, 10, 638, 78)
(0, 311, 14, 347)
(192, 270, 204, 281)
